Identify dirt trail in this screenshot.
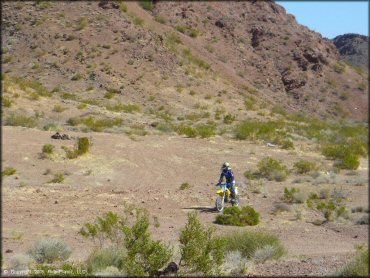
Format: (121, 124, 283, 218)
(2, 126, 368, 275)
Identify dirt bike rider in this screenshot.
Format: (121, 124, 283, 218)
(217, 162, 236, 202)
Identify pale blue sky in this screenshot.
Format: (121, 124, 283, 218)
(276, 1, 369, 39)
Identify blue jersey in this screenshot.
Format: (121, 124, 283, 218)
(219, 169, 235, 183)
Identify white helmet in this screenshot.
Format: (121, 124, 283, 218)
(222, 162, 231, 170)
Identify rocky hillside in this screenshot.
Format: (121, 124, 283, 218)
(332, 33, 369, 71)
(2, 1, 368, 129)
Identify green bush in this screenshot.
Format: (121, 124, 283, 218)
(179, 212, 226, 275)
(2, 167, 16, 177)
(223, 114, 235, 124)
(80, 208, 172, 276)
(154, 15, 166, 24)
(322, 144, 360, 170)
(234, 120, 285, 142)
(339, 246, 369, 276)
(27, 238, 72, 263)
(86, 248, 125, 274)
(2, 96, 13, 107)
(175, 125, 197, 138)
(180, 182, 191, 190)
(48, 172, 65, 183)
(293, 159, 317, 174)
(257, 157, 289, 181)
(42, 144, 55, 155)
(222, 231, 285, 260)
(76, 17, 88, 30)
(215, 206, 260, 226)
(68, 116, 123, 132)
(63, 137, 90, 159)
(283, 187, 299, 203)
(195, 123, 216, 138)
(106, 103, 141, 113)
(139, 0, 154, 11)
(280, 139, 294, 150)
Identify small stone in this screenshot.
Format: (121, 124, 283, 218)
(5, 249, 13, 253)
(54, 200, 58, 204)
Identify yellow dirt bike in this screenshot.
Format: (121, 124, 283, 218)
(215, 183, 240, 212)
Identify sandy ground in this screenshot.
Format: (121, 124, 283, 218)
(2, 126, 368, 275)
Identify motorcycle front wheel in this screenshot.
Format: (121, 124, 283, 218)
(215, 196, 225, 212)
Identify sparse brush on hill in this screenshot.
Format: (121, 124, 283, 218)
(215, 206, 260, 226)
(5, 113, 37, 128)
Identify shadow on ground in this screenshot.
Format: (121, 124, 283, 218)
(182, 206, 217, 213)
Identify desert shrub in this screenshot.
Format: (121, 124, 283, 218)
(234, 120, 286, 142)
(331, 186, 349, 200)
(155, 121, 173, 133)
(339, 246, 369, 276)
(272, 203, 291, 214)
(292, 191, 308, 204)
(5, 114, 37, 128)
(293, 159, 317, 174)
(139, 0, 154, 11)
(80, 208, 172, 276)
(244, 169, 257, 180)
(48, 172, 65, 183)
(180, 182, 191, 190)
(2, 96, 13, 107)
(356, 215, 369, 225)
(215, 206, 260, 226)
(179, 212, 226, 275)
(222, 231, 285, 260)
(319, 188, 330, 199)
(322, 144, 360, 170)
(52, 104, 67, 113)
(333, 62, 346, 74)
(195, 123, 216, 138)
(253, 245, 278, 263)
(2, 167, 16, 177)
(119, 2, 127, 12)
(283, 187, 299, 203)
(10, 254, 33, 271)
(257, 157, 289, 181)
(223, 251, 249, 275)
(42, 144, 55, 155)
(106, 103, 141, 113)
(63, 137, 90, 159)
(223, 114, 235, 124)
(27, 238, 72, 263)
(182, 48, 210, 70)
(315, 198, 348, 221)
(68, 116, 123, 132)
(244, 96, 257, 110)
(280, 139, 294, 150)
(154, 15, 166, 24)
(86, 248, 125, 274)
(76, 17, 88, 30)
